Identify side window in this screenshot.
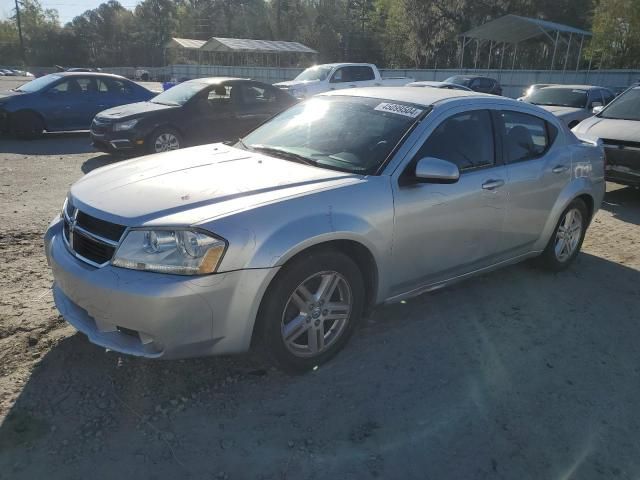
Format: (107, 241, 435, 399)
(96, 79, 109, 93)
(207, 85, 234, 104)
(49, 78, 93, 94)
(354, 66, 375, 81)
(240, 85, 276, 105)
(469, 78, 481, 89)
(415, 110, 495, 171)
(500, 110, 552, 164)
(602, 89, 615, 105)
(480, 78, 493, 89)
(589, 90, 604, 108)
(102, 78, 133, 96)
(330, 67, 347, 83)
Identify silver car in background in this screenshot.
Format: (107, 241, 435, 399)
(523, 85, 616, 128)
(45, 88, 605, 371)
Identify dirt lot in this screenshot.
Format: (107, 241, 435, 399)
(0, 132, 639, 479)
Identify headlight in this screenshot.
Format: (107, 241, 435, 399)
(112, 229, 227, 275)
(113, 119, 138, 131)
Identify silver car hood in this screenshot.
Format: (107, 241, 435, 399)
(70, 144, 361, 226)
(575, 116, 640, 141)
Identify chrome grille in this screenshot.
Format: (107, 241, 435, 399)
(63, 201, 126, 267)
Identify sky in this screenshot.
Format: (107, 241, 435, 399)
(0, 0, 139, 25)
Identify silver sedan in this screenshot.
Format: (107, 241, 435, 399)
(45, 88, 605, 371)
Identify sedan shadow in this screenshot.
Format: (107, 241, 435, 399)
(2, 253, 640, 479)
(602, 185, 640, 226)
(81, 154, 124, 174)
(0, 132, 94, 155)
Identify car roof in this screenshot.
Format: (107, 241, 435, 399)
(55, 71, 129, 80)
(320, 86, 488, 106)
(541, 84, 606, 90)
(183, 77, 249, 85)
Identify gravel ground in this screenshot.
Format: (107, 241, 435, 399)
(0, 132, 639, 480)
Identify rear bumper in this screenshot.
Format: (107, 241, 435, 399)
(45, 217, 278, 359)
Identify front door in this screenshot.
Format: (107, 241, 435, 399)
(390, 108, 508, 296)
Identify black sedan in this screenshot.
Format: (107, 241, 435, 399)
(443, 75, 503, 95)
(90, 77, 297, 155)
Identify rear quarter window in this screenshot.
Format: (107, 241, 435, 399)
(500, 110, 557, 164)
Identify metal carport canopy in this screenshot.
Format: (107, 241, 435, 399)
(201, 37, 317, 54)
(461, 14, 591, 44)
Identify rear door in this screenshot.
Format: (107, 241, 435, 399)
(235, 83, 287, 133)
(390, 108, 508, 294)
(94, 77, 137, 113)
(499, 110, 569, 254)
(40, 76, 96, 130)
(183, 83, 241, 145)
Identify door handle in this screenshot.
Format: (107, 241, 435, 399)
(482, 179, 505, 190)
(349, 84, 357, 88)
(552, 165, 569, 174)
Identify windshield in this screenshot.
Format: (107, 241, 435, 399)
(527, 88, 588, 108)
(293, 66, 333, 82)
(444, 76, 471, 86)
(241, 96, 426, 173)
(599, 87, 640, 120)
(15, 74, 61, 92)
(150, 81, 206, 106)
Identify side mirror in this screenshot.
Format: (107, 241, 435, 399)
(592, 105, 604, 115)
(415, 157, 460, 184)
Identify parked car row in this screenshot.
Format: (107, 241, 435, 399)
(0, 68, 34, 77)
(2, 67, 638, 191)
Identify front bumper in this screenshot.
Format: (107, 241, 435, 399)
(90, 129, 146, 153)
(45, 218, 278, 359)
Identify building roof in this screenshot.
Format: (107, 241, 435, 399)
(166, 38, 207, 50)
(201, 37, 317, 54)
(462, 14, 591, 44)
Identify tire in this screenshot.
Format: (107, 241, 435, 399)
(536, 198, 588, 271)
(147, 127, 182, 154)
(258, 249, 365, 373)
(11, 111, 44, 139)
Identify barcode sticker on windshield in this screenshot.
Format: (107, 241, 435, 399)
(374, 103, 423, 118)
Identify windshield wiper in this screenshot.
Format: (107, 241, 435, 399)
(250, 145, 317, 167)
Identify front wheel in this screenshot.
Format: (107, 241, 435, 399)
(11, 111, 44, 139)
(536, 198, 588, 271)
(259, 250, 364, 372)
(148, 127, 182, 154)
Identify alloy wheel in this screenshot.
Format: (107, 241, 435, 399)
(281, 271, 352, 358)
(154, 132, 180, 152)
(555, 208, 583, 262)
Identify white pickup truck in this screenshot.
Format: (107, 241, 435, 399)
(274, 63, 414, 99)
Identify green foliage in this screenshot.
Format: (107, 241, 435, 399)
(590, 0, 640, 68)
(0, 0, 637, 69)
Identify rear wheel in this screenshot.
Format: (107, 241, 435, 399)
(148, 127, 182, 154)
(259, 250, 364, 372)
(536, 198, 588, 271)
(11, 111, 44, 139)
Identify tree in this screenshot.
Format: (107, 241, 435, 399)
(590, 0, 640, 68)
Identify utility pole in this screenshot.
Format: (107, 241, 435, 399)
(14, 0, 26, 65)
